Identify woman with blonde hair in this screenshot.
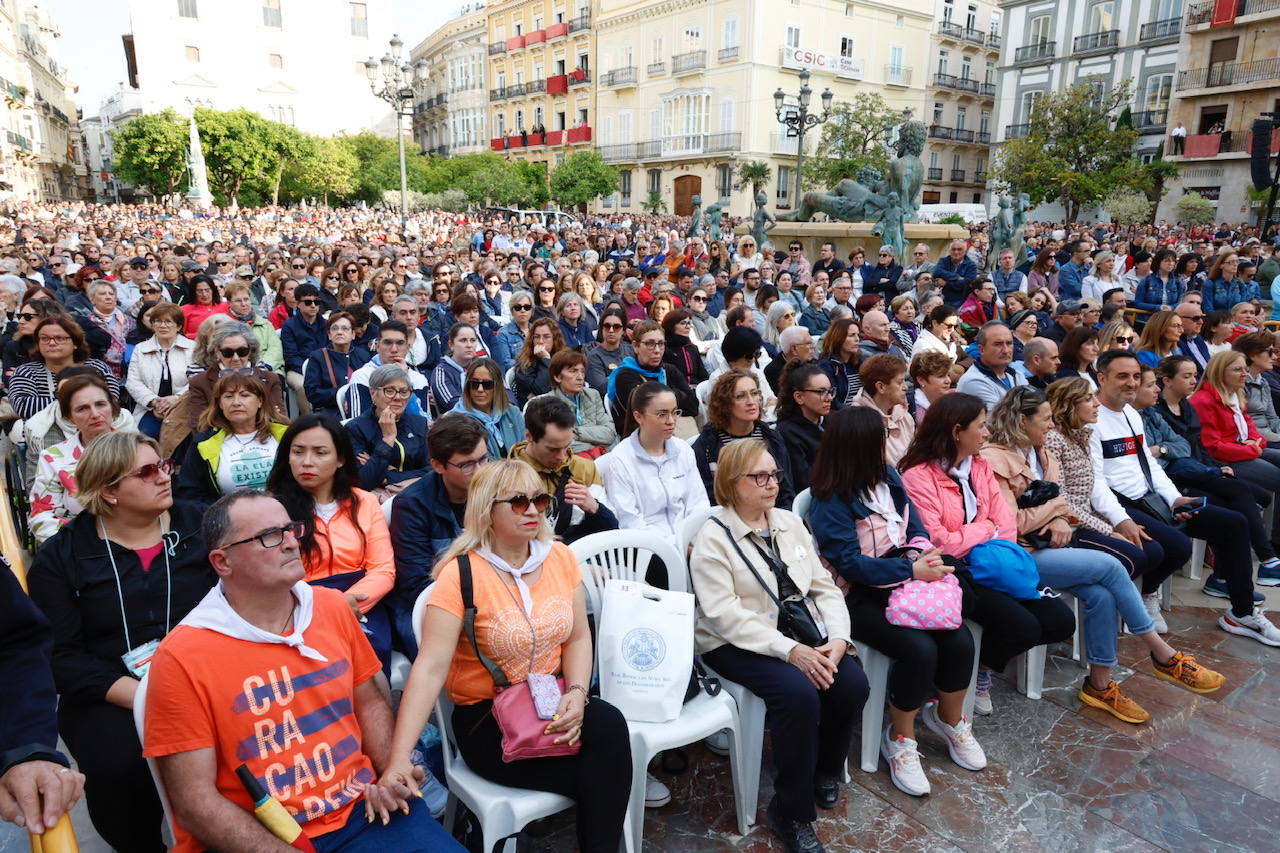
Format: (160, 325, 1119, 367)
(378, 459, 632, 852)
(1190, 350, 1280, 503)
(1096, 318, 1136, 353)
(1135, 309, 1184, 368)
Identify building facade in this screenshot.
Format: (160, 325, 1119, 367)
(410, 4, 489, 158)
(921, 0, 1002, 206)
(993, 0, 1184, 218)
(80, 84, 146, 202)
(1157, 0, 1280, 223)
(592, 0, 932, 218)
(119, 0, 396, 138)
(485, 0, 597, 170)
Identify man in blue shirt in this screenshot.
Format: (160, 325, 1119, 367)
(280, 283, 328, 415)
(933, 240, 979, 307)
(1057, 240, 1092, 300)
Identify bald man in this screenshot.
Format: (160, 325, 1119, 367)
(933, 240, 979, 308)
(1175, 301, 1210, 370)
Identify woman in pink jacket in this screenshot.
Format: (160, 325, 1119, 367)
(899, 393, 1075, 705)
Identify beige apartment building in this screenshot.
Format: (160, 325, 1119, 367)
(485, 0, 597, 169)
(410, 5, 489, 157)
(592, 0, 932, 217)
(1159, 0, 1280, 223)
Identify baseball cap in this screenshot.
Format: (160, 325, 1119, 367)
(180, 259, 202, 272)
(128, 256, 148, 267)
(1055, 299, 1084, 315)
(235, 264, 255, 277)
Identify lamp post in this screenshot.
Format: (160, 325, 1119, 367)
(365, 34, 428, 238)
(774, 68, 833, 206)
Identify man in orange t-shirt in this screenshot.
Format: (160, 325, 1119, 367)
(143, 491, 463, 853)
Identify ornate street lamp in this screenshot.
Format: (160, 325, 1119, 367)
(365, 34, 429, 236)
(774, 68, 833, 205)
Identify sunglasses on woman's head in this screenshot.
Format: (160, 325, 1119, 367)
(220, 346, 251, 358)
(494, 492, 554, 515)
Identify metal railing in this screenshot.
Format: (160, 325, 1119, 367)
(987, 33, 1002, 49)
(672, 50, 707, 74)
(601, 67, 636, 86)
(647, 61, 665, 76)
(488, 42, 506, 55)
(1178, 58, 1280, 90)
(927, 167, 943, 180)
(954, 128, 975, 143)
(962, 26, 987, 45)
(951, 169, 966, 181)
(1185, 1, 1214, 27)
(1005, 123, 1031, 140)
(718, 46, 739, 61)
(977, 131, 991, 144)
(1014, 41, 1055, 64)
(568, 70, 590, 86)
(1133, 109, 1168, 130)
(884, 65, 912, 86)
(568, 13, 590, 32)
(599, 132, 741, 161)
(933, 73, 979, 93)
(980, 82, 996, 97)
(1073, 30, 1119, 55)
(937, 21, 964, 38)
(1240, 0, 1280, 14)
(928, 124, 954, 140)
(1140, 17, 1181, 41)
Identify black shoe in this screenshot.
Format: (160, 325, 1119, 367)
(765, 796, 827, 853)
(814, 775, 839, 809)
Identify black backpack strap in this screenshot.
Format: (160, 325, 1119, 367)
(458, 553, 511, 688)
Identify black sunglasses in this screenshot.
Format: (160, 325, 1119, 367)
(494, 492, 554, 515)
(467, 378, 496, 390)
(219, 346, 252, 358)
(139, 287, 161, 295)
(299, 299, 321, 306)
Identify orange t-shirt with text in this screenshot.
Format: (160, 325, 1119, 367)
(143, 587, 382, 852)
(430, 543, 581, 705)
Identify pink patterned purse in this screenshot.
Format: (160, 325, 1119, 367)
(885, 574, 963, 630)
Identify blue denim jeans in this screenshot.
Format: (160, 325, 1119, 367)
(1031, 546, 1154, 667)
(312, 796, 463, 853)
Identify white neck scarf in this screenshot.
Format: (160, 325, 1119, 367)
(180, 580, 328, 662)
(477, 539, 554, 618)
(863, 482, 907, 548)
(947, 457, 979, 524)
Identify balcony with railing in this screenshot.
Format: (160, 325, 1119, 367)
(568, 13, 591, 33)
(1177, 58, 1280, 90)
(1013, 41, 1056, 65)
(929, 125, 985, 144)
(1133, 109, 1168, 131)
(1180, 130, 1244, 157)
(885, 65, 912, 86)
(950, 169, 966, 181)
(987, 32, 1001, 49)
(598, 132, 742, 162)
(488, 41, 506, 55)
(1140, 17, 1181, 42)
(770, 131, 814, 156)
(672, 50, 707, 75)
(1240, 0, 1280, 15)
(647, 61, 665, 76)
(980, 82, 997, 97)
(962, 26, 987, 45)
(937, 20, 965, 39)
(928, 124, 954, 140)
(601, 67, 637, 87)
(1073, 30, 1119, 57)
(1004, 123, 1031, 140)
(568, 69, 590, 87)
(933, 73, 979, 93)
(927, 167, 943, 180)
(547, 74, 569, 94)
(1185, 1, 1214, 27)
(545, 21, 568, 39)
(718, 46, 739, 62)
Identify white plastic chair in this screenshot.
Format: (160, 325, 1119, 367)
(412, 586, 574, 853)
(791, 488, 811, 528)
(381, 494, 395, 525)
(570, 530, 751, 851)
(132, 675, 178, 848)
(1181, 538, 1206, 581)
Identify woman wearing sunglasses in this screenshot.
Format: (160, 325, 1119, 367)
(493, 290, 534, 372)
(177, 372, 289, 507)
(380, 458, 632, 853)
(267, 414, 397, 669)
(27, 431, 213, 852)
(452, 357, 525, 459)
(346, 364, 430, 496)
(3, 296, 63, 382)
(184, 320, 286, 431)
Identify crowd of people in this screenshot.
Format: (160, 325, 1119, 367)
(1, 198, 1279, 853)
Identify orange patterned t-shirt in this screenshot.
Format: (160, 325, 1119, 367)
(429, 543, 581, 705)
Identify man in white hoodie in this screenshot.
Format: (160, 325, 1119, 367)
(142, 491, 463, 853)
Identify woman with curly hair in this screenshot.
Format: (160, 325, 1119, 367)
(690, 368, 794, 508)
(513, 316, 565, 406)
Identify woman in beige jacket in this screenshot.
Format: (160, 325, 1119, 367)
(689, 438, 866, 853)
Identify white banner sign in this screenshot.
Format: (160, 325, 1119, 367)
(781, 46, 865, 80)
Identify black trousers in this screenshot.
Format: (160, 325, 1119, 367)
(960, 575, 1075, 672)
(1128, 504, 1256, 617)
(451, 698, 631, 853)
(58, 700, 166, 853)
(701, 643, 868, 824)
(846, 588, 975, 712)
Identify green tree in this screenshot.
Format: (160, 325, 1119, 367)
(1133, 154, 1180, 224)
(641, 191, 666, 213)
(195, 108, 278, 204)
(737, 160, 771, 197)
(513, 160, 551, 208)
(457, 158, 532, 206)
(992, 80, 1140, 221)
(283, 137, 359, 203)
(549, 151, 619, 210)
(110, 109, 189, 198)
(1103, 189, 1154, 225)
(805, 91, 900, 190)
(1174, 191, 1216, 225)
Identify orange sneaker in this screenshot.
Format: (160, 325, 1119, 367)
(1078, 679, 1150, 724)
(1151, 651, 1225, 694)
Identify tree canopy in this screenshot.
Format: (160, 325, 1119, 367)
(549, 151, 620, 210)
(806, 91, 901, 190)
(110, 109, 190, 198)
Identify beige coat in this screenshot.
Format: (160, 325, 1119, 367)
(689, 506, 851, 660)
(979, 442, 1080, 544)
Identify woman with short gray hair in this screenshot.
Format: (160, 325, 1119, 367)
(184, 319, 286, 431)
(345, 362, 431, 497)
(84, 280, 135, 378)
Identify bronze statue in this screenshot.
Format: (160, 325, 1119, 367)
(685, 194, 703, 239)
(870, 191, 906, 260)
(751, 190, 776, 249)
(777, 178, 878, 222)
(704, 200, 725, 243)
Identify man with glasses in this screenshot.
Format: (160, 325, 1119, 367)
(898, 244, 934, 291)
(1175, 301, 1211, 371)
(1044, 299, 1084, 346)
(779, 241, 811, 283)
(345, 321, 431, 418)
(115, 257, 151, 312)
(388, 414, 488, 655)
(143, 491, 464, 852)
(824, 276, 855, 312)
(934, 240, 979, 308)
(191, 245, 215, 276)
(280, 284, 327, 416)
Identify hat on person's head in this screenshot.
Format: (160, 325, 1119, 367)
(1008, 309, 1035, 331)
(644, 267, 663, 280)
(722, 326, 765, 362)
(180, 259, 202, 272)
(234, 264, 254, 277)
(1244, 237, 1261, 246)
(128, 256, 148, 267)
(1055, 299, 1084, 315)
(622, 276, 642, 292)
(878, 244, 897, 258)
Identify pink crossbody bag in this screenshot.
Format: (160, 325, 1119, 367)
(858, 503, 963, 631)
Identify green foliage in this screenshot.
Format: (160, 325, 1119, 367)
(549, 151, 620, 209)
(1174, 191, 1217, 225)
(195, 108, 279, 204)
(806, 91, 900, 190)
(282, 137, 359, 203)
(937, 213, 968, 226)
(737, 160, 771, 197)
(992, 80, 1141, 221)
(641, 190, 666, 213)
(1103, 189, 1154, 225)
(1132, 157, 1180, 223)
(110, 109, 189, 198)
(382, 188, 468, 211)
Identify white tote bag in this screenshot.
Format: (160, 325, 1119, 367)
(598, 579, 695, 723)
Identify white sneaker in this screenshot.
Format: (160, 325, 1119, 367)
(881, 724, 930, 796)
(973, 669, 993, 716)
(1143, 594, 1168, 634)
(703, 728, 730, 756)
(1219, 607, 1280, 647)
(920, 702, 988, 771)
(644, 771, 671, 808)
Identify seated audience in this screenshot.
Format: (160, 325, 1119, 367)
(222, 280, 283, 372)
(774, 362, 831, 490)
(513, 317, 565, 407)
(1135, 310, 1183, 368)
(177, 372, 287, 506)
(661, 309, 710, 390)
(124, 302, 193, 439)
(608, 320, 699, 433)
(908, 350, 953, 424)
(179, 274, 229, 337)
(1055, 326, 1100, 388)
(533, 349, 616, 455)
(346, 364, 431, 495)
(452, 357, 525, 459)
(343, 321, 431, 419)
(429, 322, 481, 413)
(185, 321, 286, 430)
(817, 317, 863, 409)
(852, 354, 915, 468)
(693, 369, 795, 509)
(955, 321, 1027, 410)
(302, 310, 373, 414)
(82, 281, 135, 379)
(8, 316, 120, 420)
(764, 325, 817, 396)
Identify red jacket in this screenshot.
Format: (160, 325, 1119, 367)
(899, 456, 1018, 559)
(1188, 385, 1265, 463)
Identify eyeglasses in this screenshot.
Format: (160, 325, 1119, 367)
(467, 378, 496, 391)
(239, 275, 254, 280)
(299, 299, 321, 307)
(219, 520, 306, 551)
(139, 287, 161, 295)
(218, 261, 233, 267)
(647, 408, 682, 421)
(39, 334, 71, 344)
(375, 386, 412, 399)
(538, 286, 556, 292)
(511, 303, 534, 312)
(292, 264, 306, 269)
(219, 346, 252, 358)
(1114, 335, 1135, 344)
(326, 275, 339, 281)
(485, 279, 501, 285)
(150, 318, 177, 326)
(733, 389, 764, 401)
(110, 458, 174, 486)
(638, 338, 665, 349)
(494, 492, 554, 515)
(739, 469, 785, 487)
(800, 387, 836, 398)
(15, 311, 37, 321)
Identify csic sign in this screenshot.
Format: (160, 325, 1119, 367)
(781, 46, 864, 80)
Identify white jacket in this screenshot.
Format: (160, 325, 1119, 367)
(597, 432, 709, 539)
(23, 400, 136, 484)
(125, 335, 196, 417)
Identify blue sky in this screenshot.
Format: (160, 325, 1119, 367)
(42, 0, 452, 115)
